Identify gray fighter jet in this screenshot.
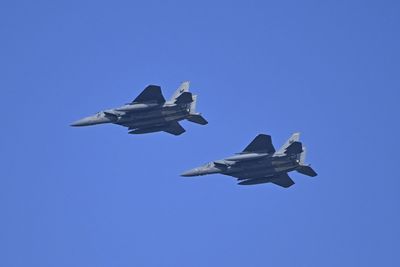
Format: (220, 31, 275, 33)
(181, 133, 317, 187)
(71, 81, 207, 135)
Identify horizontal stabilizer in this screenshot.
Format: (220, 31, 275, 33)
(187, 114, 208, 125)
(243, 134, 275, 154)
(285, 141, 303, 155)
(270, 174, 295, 188)
(132, 85, 166, 104)
(296, 166, 317, 177)
(175, 92, 193, 104)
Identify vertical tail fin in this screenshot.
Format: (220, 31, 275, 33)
(170, 81, 190, 101)
(276, 132, 301, 155)
(189, 95, 198, 114)
(296, 145, 318, 177)
(299, 146, 307, 165)
(186, 95, 208, 125)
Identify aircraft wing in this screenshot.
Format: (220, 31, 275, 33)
(132, 85, 166, 104)
(243, 134, 275, 154)
(163, 121, 186, 136)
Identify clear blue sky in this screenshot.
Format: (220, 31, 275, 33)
(1, 0, 399, 266)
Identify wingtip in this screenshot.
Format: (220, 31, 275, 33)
(180, 81, 190, 88)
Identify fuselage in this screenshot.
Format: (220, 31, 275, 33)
(181, 154, 300, 178)
(181, 133, 316, 187)
(71, 102, 190, 129)
(115, 104, 190, 129)
(223, 155, 299, 179)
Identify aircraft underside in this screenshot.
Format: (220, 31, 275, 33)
(116, 108, 189, 129)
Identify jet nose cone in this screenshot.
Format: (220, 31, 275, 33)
(70, 117, 91, 127)
(70, 120, 83, 127)
(181, 168, 199, 177)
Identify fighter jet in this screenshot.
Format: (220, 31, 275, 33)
(181, 133, 317, 187)
(71, 81, 208, 135)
